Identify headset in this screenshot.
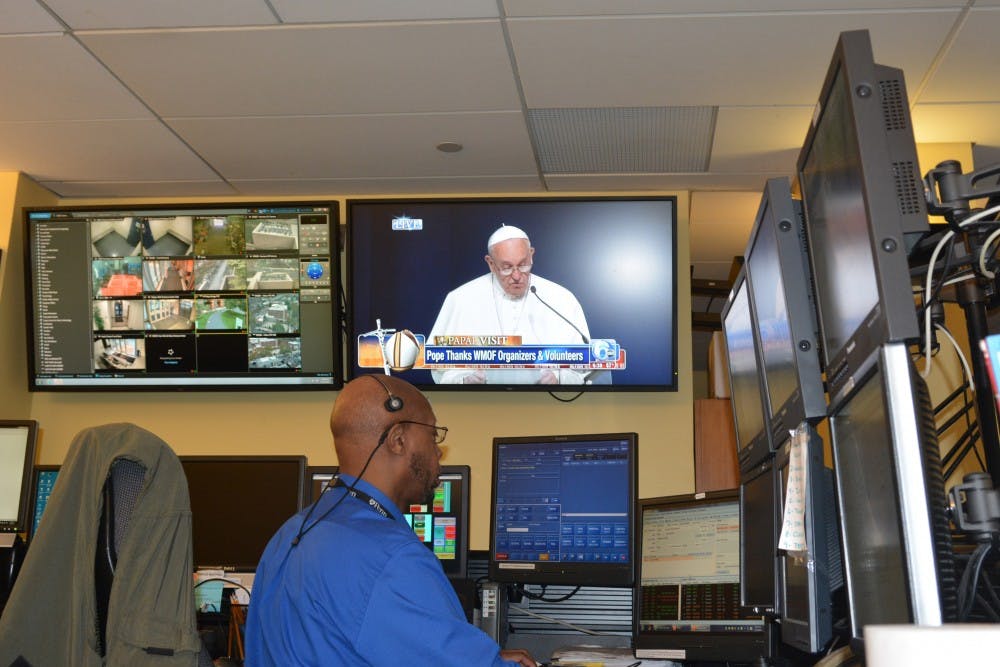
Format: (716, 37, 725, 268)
(365, 373, 404, 413)
(291, 374, 402, 546)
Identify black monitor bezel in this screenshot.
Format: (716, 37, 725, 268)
(27, 463, 60, 541)
(23, 200, 342, 392)
(795, 29, 927, 407)
(739, 459, 779, 613)
(345, 195, 678, 393)
(774, 425, 843, 654)
(180, 454, 307, 571)
(633, 488, 772, 663)
(744, 177, 826, 441)
(488, 432, 638, 587)
(721, 268, 772, 470)
(827, 343, 952, 652)
(0, 420, 39, 534)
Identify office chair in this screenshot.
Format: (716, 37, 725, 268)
(0, 423, 207, 666)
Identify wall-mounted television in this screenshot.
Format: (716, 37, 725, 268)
(347, 197, 677, 391)
(796, 29, 928, 408)
(24, 202, 341, 391)
(489, 432, 637, 587)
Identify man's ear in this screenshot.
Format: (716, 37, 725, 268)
(383, 423, 407, 455)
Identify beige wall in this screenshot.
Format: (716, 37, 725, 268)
(1, 175, 695, 550)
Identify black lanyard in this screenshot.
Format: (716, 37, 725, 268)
(332, 478, 395, 521)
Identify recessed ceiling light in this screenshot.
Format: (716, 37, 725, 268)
(436, 141, 463, 153)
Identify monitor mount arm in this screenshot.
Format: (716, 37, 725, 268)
(924, 159, 1000, 230)
(920, 160, 1000, 487)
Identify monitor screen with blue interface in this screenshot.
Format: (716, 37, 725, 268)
(29, 465, 60, 539)
(489, 433, 637, 587)
(634, 491, 768, 662)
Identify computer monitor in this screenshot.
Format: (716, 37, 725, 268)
(722, 268, 771, 470)
(0, 421, 39, 535)
(744, 177, 826, 440)
(24, 201, 341, 391)
(304, 465, 339, 504)
(28, 465, 60, 540)
(180, 456, 306, 570)
(403, 465, 471, 580)
(796, 29, 928, 407)
(828, 343, 956, 652)
(489, 433, 637, 587)
(305, 464, 471, 579)
(634, 490, 771, 662)
(774, 424, 844, 654)
(739, 460, 778, 614)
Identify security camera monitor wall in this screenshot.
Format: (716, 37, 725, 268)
(24, 202, 340, 391)
(347, 197, 677, 391)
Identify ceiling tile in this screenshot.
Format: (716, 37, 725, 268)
(529, 106, 716, 173)
(0, 119, 220, 181)
(230, 176, 546, 196)
(711, 106, 813, 173)
(79, 22, 520, 117)
(168, 112, 537, 179)
(917, 8, 1000, 104)
(42, 0, 277, 29)
(503, 0, 969, 16)
(508, 12, 959, 108)
(545, 173, 777, 192)
(0, 34, 151, 120)
(42, 180, 237, 198)
(0, 0, 63, 33)
(270, 0, 498, 22)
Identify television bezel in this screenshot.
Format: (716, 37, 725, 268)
(633, 489, 773, 663)
(795, 29, 927, 408)
(721, 268, 772, 470)
(23, 200, 343, 392)
(0, 420, 39, 534)
(345, 195, 678, 393)
(488, 432, 638, 588)
(744, 177, 826, 441)
(180, 454, 307, 571)
(27, 463, 60, 541)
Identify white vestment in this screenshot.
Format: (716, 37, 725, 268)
(428, 273, 590, 384)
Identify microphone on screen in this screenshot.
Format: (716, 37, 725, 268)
(529, 286, 588, 344)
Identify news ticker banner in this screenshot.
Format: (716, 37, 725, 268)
(357, 333, 626, 371)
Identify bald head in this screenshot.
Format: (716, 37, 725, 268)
(330, 374, 432, 472)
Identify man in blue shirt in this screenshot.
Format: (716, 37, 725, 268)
(245, 374, 538, 667)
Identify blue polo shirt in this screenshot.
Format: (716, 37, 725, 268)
(245, 475, 517, 666)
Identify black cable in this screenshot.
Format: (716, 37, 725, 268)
(549, 391, 584, 403)
(515, 583, 582, 603)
